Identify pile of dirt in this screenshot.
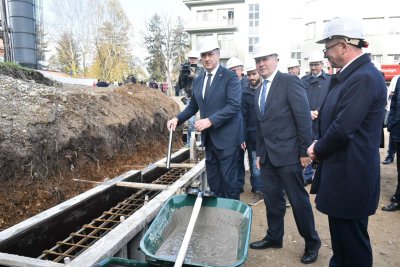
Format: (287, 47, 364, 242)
(0, 72, 182, 229)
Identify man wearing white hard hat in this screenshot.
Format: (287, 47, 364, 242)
(301, 51, 331, 186)
(241, 59, 263, 205)
(250, 42, 321, 264)
(307, 16, 387, 267)
(178, 49, 202, 147)
(287, 58, 301, 76)
(167, 37, 244, 200)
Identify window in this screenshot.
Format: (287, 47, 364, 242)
(197, 10, 213, 22)
(217, 33, 234, 51)
(248, 4, 259, 53)
(217, 8, 234, 24)
(248, 4, 259, 28)
(363, 17, 384, 36)
(371, 54, 383, 63)
(291, 52, 302, 61)
(388, 17, 400, 35)
(248, 37, 259, 53)
(305, 22, 315, 40)
(388, 54, 400, 64)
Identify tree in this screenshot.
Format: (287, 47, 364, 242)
(170, 16, 191, 81)
(90, 0, 132, 82)
(144, 13, 167, 83)
(51, 32, 81, 74)
(36, 21, 50, 69)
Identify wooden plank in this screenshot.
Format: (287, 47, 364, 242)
(155, 163, 197, 168)
(116, 182, 169, 191)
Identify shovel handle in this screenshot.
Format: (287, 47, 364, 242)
(166, 127, 173, 168)
(174, 194, 203, 267)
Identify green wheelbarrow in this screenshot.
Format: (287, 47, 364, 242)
(96, 194, 252, 267)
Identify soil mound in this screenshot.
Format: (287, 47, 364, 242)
(0, 72, 181, 229)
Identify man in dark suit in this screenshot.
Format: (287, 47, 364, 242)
(167, 38, 243, 200)
(308, 16, 387, 266)
(301, 51, 331, 186)
(249, 42, 321, 264)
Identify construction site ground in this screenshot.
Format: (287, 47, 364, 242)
(0, 68, 399, 266)
(242, 133, 400, 267)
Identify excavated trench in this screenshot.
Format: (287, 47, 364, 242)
(0, 147, 205, 266)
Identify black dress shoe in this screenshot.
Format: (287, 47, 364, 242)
(382, 156, 394, 164)
(301, 241, 321, 264)
(382, 202, 400, 211)
(249, 238, 283, 250)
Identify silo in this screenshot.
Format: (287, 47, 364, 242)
(8, 0, 37, 68)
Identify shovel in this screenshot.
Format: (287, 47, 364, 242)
(166, 126, 173, 169)
(174, 189, 215, 267)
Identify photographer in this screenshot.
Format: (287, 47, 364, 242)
(178, 50, 202, 147)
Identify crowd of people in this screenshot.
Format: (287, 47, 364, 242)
(168, 16, 390, 266)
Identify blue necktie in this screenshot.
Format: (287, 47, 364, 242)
(204, 73, 212, 98)
(260, 79, 268, 115)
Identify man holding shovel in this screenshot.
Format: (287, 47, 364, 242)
(167, 37, 243, 200)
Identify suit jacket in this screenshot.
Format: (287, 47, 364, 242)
(255, 71, 312, 167)
(312, 53, 387, 219)
(177, 65, 243, 149)
(301, 72, 331, 139)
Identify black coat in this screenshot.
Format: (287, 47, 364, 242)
(387, 78, 400, 142)
(301, 72, 331, 139)
(312, 54, 387, 219)
(241, 82, 259, 148)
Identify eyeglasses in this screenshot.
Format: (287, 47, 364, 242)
(322, 42, 343, 55)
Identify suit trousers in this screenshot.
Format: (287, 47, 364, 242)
(205, 135, 240, 200)
(236, 147, 245, 189)
(260, 161, 320, 249)
(328, 216, 372, 267)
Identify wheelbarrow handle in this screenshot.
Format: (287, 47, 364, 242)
(174, 193, 203, 267)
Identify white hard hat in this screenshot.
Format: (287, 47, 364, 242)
(187, 50, 199, 58)
(245, 59, 257, 72)
(287, 58, 300, 68)
(252, 42, 279, 59)
(226, 57, 243, 69)
(309, 51, 325, 63)
(317, 16, 364, 44)
(197, 37, 220, 54)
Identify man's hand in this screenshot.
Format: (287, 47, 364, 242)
(195, 118, 212, 132)
(307, 141, 317, 161)
(167, 118, 178, 131)
(311, 110, 319, 120)
(256, 157, 260, 169)
(300, 156, 312, 168)
(241, 142, 246, 150)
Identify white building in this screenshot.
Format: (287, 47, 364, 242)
(182, 0, 400, 80)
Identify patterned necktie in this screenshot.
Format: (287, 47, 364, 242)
(204, 73, 212, 98)
(260, 79, 268, 115)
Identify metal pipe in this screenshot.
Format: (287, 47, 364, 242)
(166, 127, 173, 168)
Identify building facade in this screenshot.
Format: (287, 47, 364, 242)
(182, 0, 400, 80)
